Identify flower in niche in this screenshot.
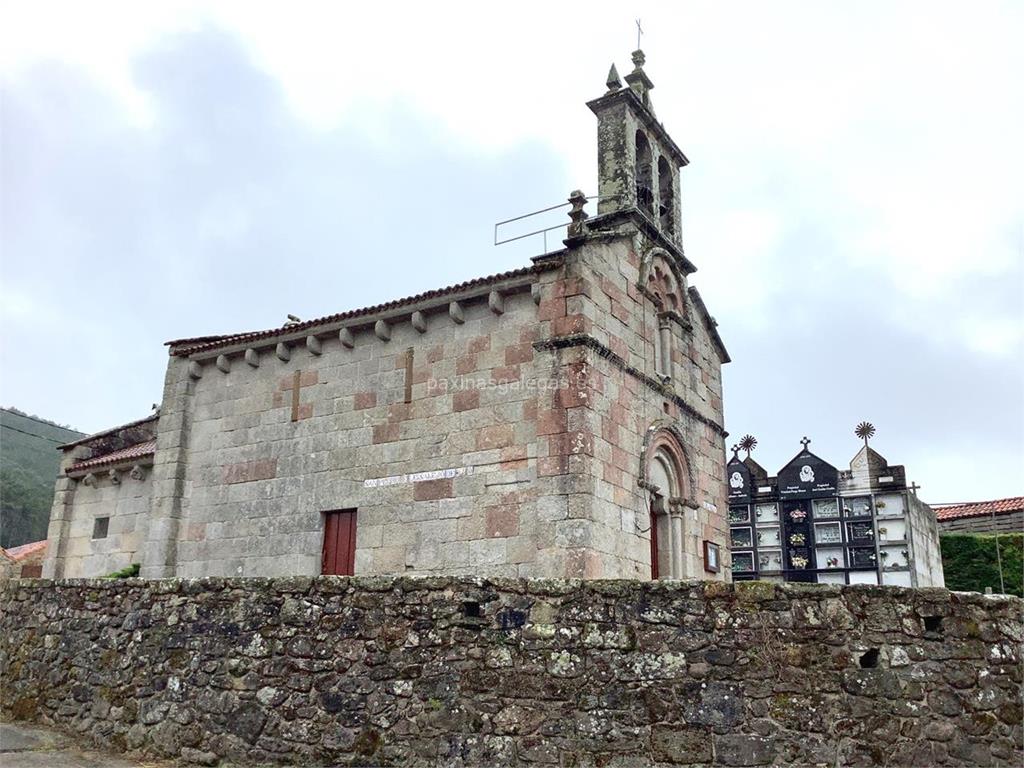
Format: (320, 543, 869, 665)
(789, 508, 807, 522)
(791, 555, 809, 568)
(827, 557, 839, 568)
(789, 533, 806, 546)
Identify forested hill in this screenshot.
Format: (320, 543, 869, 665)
(1, 407, 84, 548)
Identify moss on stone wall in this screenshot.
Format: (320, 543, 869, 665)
(1, 577, 1021, 766)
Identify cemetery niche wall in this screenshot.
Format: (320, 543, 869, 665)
(727, 429, 945, 587)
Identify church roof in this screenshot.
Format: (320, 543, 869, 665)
(59, 414, 159, 450)
(167, 262, 559, 357)
(66, 440, 157, 474)
(933, 496, 1024, 522)
(686, 287, 730, 363)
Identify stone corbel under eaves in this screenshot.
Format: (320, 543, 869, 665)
(185, 272, 545, 363)
(67, 457, 155, 483)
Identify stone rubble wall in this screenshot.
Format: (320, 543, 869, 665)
(1, 577, 1020, 767)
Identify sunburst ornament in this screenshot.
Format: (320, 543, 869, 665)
(739, 434, 758, 457)
(855, 421, 876, 446)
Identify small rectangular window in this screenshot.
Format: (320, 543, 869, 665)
(92, 517, 109, 540)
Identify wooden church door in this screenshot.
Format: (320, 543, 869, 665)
(322, 509, 357, 575)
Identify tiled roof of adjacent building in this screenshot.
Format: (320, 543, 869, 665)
(933, 496, 1024, 522)
(67, 440, 157, 474)
(167, 262, 561, 357)
(2, 539, 48, 561)
(59, 414, 159, 450)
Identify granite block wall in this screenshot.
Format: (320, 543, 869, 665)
(2, 577, 1020, 766)
(562, 236, 728, 580)
(166, 284, 574, 580)
(46, 468, 152, 579)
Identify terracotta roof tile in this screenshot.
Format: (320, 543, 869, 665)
(167, 262, 559, 357)
(67, 440, 157, 474)
(3, 539, 48, 561)
(934, 496, 1024, 522)
(59, 414, 159, 450)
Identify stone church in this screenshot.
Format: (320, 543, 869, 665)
(43, 51, 732, 582)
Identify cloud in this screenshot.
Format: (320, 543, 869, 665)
(1, 3, 1022, 502)
(0, 27, 568, 433)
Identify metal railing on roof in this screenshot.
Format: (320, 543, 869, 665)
(493, 193, 615, 254)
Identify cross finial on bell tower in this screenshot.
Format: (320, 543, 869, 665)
(800, 436, 811, 450)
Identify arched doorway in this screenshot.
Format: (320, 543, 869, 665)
(643, 429, 691, 579)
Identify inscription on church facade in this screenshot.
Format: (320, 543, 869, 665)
(363, 466, 475, 488)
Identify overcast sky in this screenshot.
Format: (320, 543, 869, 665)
(1, 1, 1021, 503)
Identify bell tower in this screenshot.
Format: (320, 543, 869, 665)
(587, 50, 689, 251)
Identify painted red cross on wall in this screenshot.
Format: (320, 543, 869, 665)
(273, 370, 318, 421)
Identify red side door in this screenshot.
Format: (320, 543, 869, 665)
(322, 509, 357, 575)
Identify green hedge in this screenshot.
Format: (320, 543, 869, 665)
(940, 533, 1023, 597)
(103, 563, 140, 580)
